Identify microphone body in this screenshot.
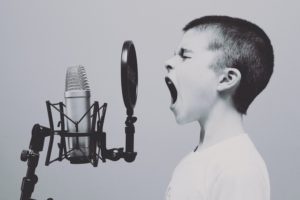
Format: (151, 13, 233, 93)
(65, 66, 91, 163)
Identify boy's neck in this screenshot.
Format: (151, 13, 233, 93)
(197, 102, 246, 151)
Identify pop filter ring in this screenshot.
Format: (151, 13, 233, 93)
(121, 41, 138, 116)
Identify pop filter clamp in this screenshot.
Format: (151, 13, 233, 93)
(19, 41, 138, 200)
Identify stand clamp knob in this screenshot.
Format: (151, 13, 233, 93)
(20, 150, 29, 162)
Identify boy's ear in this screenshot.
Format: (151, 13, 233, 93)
(217, 68, 241, 92)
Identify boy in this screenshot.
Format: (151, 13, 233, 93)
(164, 16, 274, 200)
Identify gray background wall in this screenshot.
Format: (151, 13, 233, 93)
(0, 0, 299, 199)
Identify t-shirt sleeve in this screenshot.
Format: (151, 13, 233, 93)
(208, 166, 270, 200)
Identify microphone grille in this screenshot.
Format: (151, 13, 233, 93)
(65, 65, 90, 91)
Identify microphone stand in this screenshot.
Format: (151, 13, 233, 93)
(20, 124, 52, 200)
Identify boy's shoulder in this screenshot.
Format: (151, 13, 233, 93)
(167, 134, 270, 200)
(205, 134, 267, 169)
(197, 134, 269, 184)
(176, 134, 267, 174)
(176, 134, 268, 179)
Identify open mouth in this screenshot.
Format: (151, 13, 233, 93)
(165, 77, 177, 104)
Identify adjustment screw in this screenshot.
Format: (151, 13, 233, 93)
(20, 150, 29, 161)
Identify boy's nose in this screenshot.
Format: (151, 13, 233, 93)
(165, 65, 174, 72)
(165, 57, 177, 72)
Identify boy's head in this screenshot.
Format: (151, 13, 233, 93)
(165, 16, 274, 124)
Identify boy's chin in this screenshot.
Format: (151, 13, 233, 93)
(174, 113, 195, 125)
(171, 104, 200, 125)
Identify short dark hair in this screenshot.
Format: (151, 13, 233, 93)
(183, 16, 274, 114)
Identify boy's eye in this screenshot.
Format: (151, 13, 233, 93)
(179, 53, 190, 60)
(178, 49, 191, 60)
(180, 54, 190, 59)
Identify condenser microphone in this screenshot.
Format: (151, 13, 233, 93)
(65, 65, 91, 163)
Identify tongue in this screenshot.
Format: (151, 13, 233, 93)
(165, 77, 177, 104)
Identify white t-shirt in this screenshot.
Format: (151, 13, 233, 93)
(165, 134, 270, 200)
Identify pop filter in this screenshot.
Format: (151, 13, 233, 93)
(121, 41, 138, 116)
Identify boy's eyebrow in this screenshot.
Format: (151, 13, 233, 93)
(174, 48, 194, 55)
(182, 48, 194, 53)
